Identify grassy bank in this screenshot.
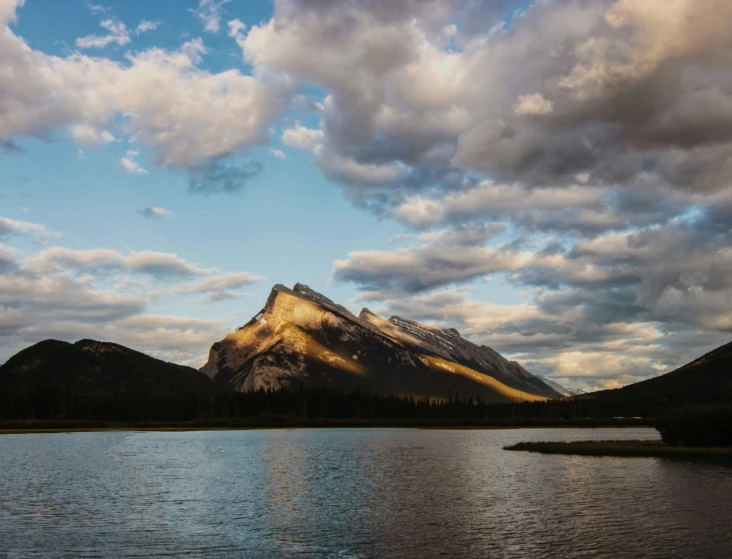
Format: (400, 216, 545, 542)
(504, 440, 732, 462)
(0, 416, 653, 433)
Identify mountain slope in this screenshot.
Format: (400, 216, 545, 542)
(202, 283, 560, 401)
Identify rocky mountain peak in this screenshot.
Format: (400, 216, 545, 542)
(202, 283, 561, 400)
(265, 283, 360, 323)
(359, 308, 380, 320)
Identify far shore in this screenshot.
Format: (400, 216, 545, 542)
(0, 417, 653, 434)
(504, 440, 732, 462)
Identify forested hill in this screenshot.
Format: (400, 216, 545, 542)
(0, 339, 229, 421)
(574, 340, 732, 417)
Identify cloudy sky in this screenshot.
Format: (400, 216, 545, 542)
(1, 0, 731, 390)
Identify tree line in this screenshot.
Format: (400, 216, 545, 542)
(0, 381, 668, 423)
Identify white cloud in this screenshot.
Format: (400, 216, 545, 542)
(319, 153, 409, 188)
(125, 251, 208, 277)
(417, 224, 504, 246)
(25, 247, 210, 277)
(76, 18, 130, 49)
(513, 93, 554, 116)
(139, 207, 172, 219)
(269, 148, 286, 159)
(190, 0, 232, 33)
(394, 196, 442, 228)
(176, 271, 264, 302)
(227, 19, 246, 37)
(0, 4, 292, 180)
(120, 150, 148, 174)
(0, 222, 264, 364)
(135, 20, 161, 34)
(281, 122, 323, 152)
(0, 216, 54, 239)
(178, 271, 263, 294)
(71, 125, 115, 146)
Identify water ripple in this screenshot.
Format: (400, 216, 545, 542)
(0, 428, 730, 558)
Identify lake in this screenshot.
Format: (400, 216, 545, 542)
(0, 428, 730, 558)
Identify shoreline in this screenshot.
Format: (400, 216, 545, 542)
(0, 419, 654, 435)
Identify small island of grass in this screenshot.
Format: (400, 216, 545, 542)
(505, 404, 732, 462)
(504, 440, 732, 462)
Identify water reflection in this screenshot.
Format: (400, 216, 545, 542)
(0, 428, 730, 558)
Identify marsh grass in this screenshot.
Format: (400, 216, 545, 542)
(504, 440, 732, 462)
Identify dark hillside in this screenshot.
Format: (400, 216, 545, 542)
(577, 340, 732, 416)
(0, 339, 228, 421)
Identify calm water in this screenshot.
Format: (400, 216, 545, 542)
(1, 428, 731, 558)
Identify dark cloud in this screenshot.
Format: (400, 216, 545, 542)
(0, 139, 25, 155)
(333, 243, 522, 295)
(188, 161, 264, 194)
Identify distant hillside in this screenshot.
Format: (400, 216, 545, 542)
(579, 341, 732, 415)
(0, 339, 228, 421)
(202, 283, 560, 402)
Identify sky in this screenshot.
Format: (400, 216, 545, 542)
(1, 0, 731, 391)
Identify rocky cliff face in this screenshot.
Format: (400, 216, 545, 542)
(202, 283, 561, 402)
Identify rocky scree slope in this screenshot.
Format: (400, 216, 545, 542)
(202, 284, 560, 402)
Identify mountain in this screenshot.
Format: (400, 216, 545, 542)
(0, 339, 227, 420)
(538, 376, 584, 397)
(0, 339, 222, 396)
(202, 283, 561, 402)
(582, 340, 732, 414)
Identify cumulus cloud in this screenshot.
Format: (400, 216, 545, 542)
(5, 0, 732, 386)
(238, 0, 732, 201)
(436, 180, 687, 236)
(513, 93, 554, 116)
(0, 2, 292, 188)
(232, 0, 732, 386)
(394, 196, 442, 228)
(281, 122, 323, 152)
